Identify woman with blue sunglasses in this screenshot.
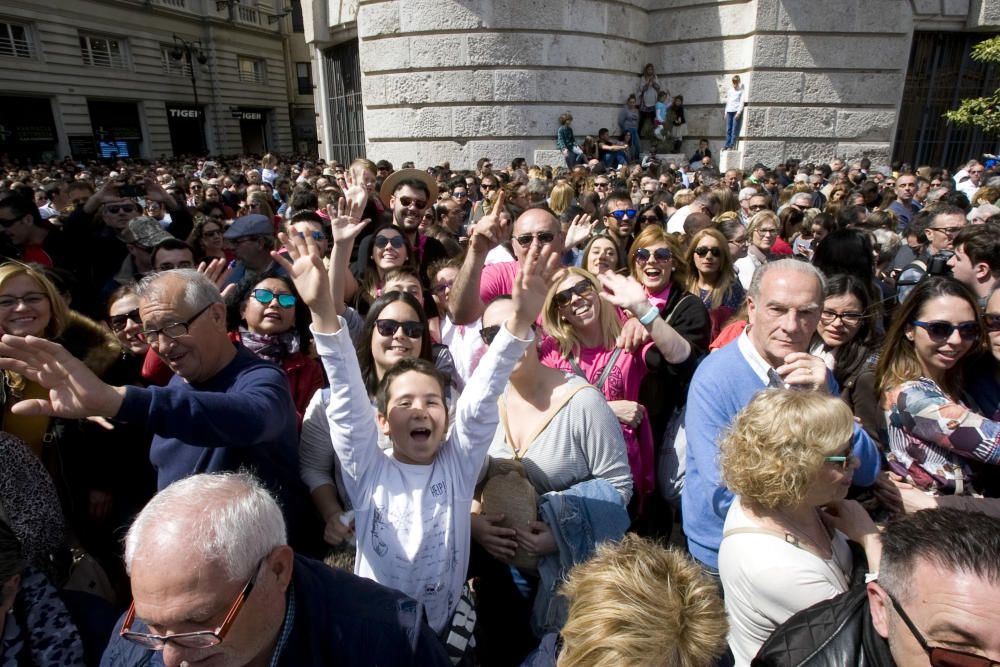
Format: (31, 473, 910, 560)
(877, 277, 998, 496)
(237, 275, 323, 426)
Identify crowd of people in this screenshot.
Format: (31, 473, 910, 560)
(0, 143, 998, 667)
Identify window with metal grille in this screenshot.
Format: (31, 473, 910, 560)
(162, 46, 192, 77)
(238, 57, 266, 84)
(296, 62, 311, 95)
(0, 22, 33, 59)
(80, 33, 126, 68)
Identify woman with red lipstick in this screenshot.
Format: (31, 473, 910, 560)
(877, 277, 999, 495)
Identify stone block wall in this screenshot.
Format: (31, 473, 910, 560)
(305, 0, 990, 169)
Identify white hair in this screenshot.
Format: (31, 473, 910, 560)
(738, 187, 758, 202)
(124, 472, 286, 581)
(969, 203, 1000, 222)
(747, 257, 825, 301)
(135, 268, 223, 312)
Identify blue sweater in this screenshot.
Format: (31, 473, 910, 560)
(100, 554, 451, 666)
(115, 345, 307, 531)
(680, 339, 882, 570)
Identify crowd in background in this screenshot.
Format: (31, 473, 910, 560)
(0, 140, 998, 667)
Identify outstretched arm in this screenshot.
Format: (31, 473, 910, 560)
(598, 273, 691, 363)
(450, 191, 507, 324)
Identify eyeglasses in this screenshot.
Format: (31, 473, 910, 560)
(729, 238, 748, 247)
(109, 308, 142, 331)
(398, 196, 427, 209)
(480, 324, 501, 345)
(252, 289, 296, 308)
(106, 204, 137, 214)
(693, 246, 721, 258)
(821, 309, 865, 326)
(480, 183, 498, 192)
(120, 557, 265, 651)
(552, 280, 594, 307)
(639, 215, 660, 224)
(610, 209, 637, 220)
(203, 229, 223, 239)
(0, 292, 48, 309)
(823, 454, 856, 469)
(431, 281, 453, 296)
(375, 318, 425, 338)
(297, 230, 325, 242)
(374, 235, 406, 250)
(594, 182, 610, 188)
(985, 314, 1000, 332)
(634, 247, 672, 264)
(911, 320, 980, 341)
(756, 227, 779, 236)
(885, 589, 998, 667)
(749, 204, 769, 212)
(138, 302, 214, 346)
(513, 231, 555, 247)
(421, 212, 435, 220)
(928, 226, 963, 236)
(452, 191, 467, 198)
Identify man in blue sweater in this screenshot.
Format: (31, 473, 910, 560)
(0, 269, 315, 550)
(681, 259, 881, 575)
(100, 472, 449, 666)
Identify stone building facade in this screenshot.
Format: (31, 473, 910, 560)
(304, 0, 999, 169)
(0, 0, 310, 160)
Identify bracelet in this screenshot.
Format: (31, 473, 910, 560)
(864, 571, 879, 584)
(638, 304, 660, 326)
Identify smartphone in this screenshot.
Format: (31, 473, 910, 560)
(119, 184, 146, 197)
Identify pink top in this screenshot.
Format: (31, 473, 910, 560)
(479, 260, 519, 305)
(538, 336, 656, 505)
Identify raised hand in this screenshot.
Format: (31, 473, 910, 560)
(143, 176, 176, 209)
(467, 191, 507, 255)
(325, 198, 369, 244)
(342, 183, 368, 219)
(0, 335, 125, 419)
(598, 272, 652, 318)
(272, 231, 329, 311)
(509, 236, 561, 337)
(563, 213, 595, 249)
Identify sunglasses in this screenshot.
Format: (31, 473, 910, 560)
(594, 182, 610, 188)
(297, 230, 325, 242)
(610, 209, 637, 220)
(398, 196, 427, 209)
(634, 247, 672, 264)
(639, 215, 660, 224)
(481, 183, 498, 191)
(748, 204, 769, 212)
(203, 229, 223, 238)
(106, 204, 137, 214)
(374, 235, 406, 249)
(109, 308, 142, 331)
(552, 280, 594, 307)
(513, 231, 555, 246)
(985, 313, 1000, 332)
(0, 216, 22, 228)
(911, 320, 980, 341)
(375, 318, 425, 338)
(886, 589, 997, 667)
(823, 453, 856, 470)
(452, 191, 467, 198)
(480, 324, 501, 345)
(693, 246, 721, 258)
(252, 289, 297, 308)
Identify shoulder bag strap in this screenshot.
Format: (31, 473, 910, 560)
(500, 383, 592, 461)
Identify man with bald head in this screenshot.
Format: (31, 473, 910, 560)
(449, 200, 564, 324)
(100, 472, 449, 666)
(0, 269, 316, 550)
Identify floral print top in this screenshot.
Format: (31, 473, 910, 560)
(882, 377, 1000, 494)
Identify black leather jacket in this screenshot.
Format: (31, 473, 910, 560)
(752, 584, 896, 667)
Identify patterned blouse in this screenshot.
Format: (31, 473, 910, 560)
(882, 377, 1000, 494)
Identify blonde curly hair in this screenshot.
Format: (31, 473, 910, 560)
(558, 534, 728, 667)
(720, 389, 854, 509)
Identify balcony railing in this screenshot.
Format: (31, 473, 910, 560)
(0, 36, 33, 59)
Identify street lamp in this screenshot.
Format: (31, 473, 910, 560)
(170, 34, 209, 153)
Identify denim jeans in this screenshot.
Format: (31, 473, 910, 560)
(626, 127, 641, 161)
(725, 111, 742, 148)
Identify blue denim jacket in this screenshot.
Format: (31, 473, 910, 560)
(532, 479, 629, 635)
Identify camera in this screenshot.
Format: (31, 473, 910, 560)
(926, 251, 953, 277)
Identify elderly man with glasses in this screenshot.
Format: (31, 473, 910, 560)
(0, 269, 319, 554)
(100, 472, 449, 666)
